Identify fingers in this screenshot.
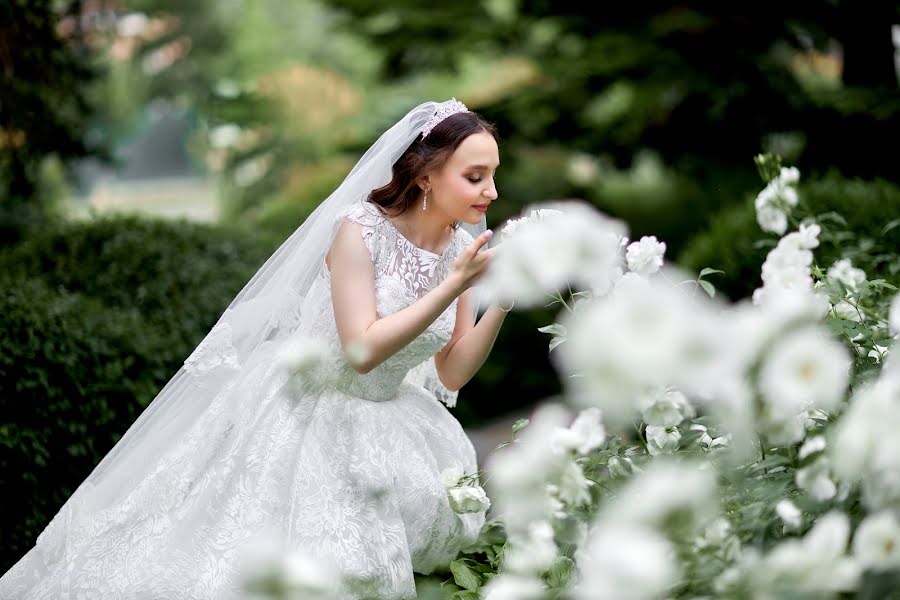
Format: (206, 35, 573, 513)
(469, 229, 493, 254)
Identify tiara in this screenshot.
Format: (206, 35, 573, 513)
(420, 98, 470, 140)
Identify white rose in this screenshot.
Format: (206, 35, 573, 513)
(551, 407, 606, 455)
(482, 574, 545, 600)
(447, 485, 491, 514)
(775, 499, 803, 531)
(759, 326, 851, 419)
(575, 521, 678, 600)
(889, 293, 900, 335)
(827, 258, 867, 290)
(756, 203, 788, 235)
(645, 425, 681, 456)
(555, 459, 592, 506)
(625, 235, 667, 275)
(852, 512, 900, 571)
(779, 166, 800, 185)
(503, 520, 558, 574)
(796, 457, 837, 502)
(439, 465, 464, 490)
(607, 455, 635, 478)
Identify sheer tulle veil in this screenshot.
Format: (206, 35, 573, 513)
(23, 99, 486, 561)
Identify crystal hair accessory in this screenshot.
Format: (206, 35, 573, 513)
(420, 97, 470, 140)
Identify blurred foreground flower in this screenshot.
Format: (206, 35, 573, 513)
(482, 201, 627, 308)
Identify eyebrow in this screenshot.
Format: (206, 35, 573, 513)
(465, 164, 499, 170)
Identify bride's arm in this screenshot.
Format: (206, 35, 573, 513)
(327, 219, 490, 374)
(433, 290, 508, 392)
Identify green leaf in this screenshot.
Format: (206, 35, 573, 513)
(548, 337, 566, 352)
(699, 267, 725, 278)
(450, 560, 481, 592)
(452, 591, 479, 600)
(545, 556, 575, 588)
(699, 279, 716, 298)
(816, 211, 848, 226)
(882, 219, 900, 235)
(538, 323, 567, 336)
(512, 418, 530, 434)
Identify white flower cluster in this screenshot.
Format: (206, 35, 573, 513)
(483, 201, 627, 308)
(486, 404, 603, 535)
(755, 166, 800, 235)
(830, 372, 900, 511)
(752, 222, 821, 307)
(716, 512, 860, 597)
(554, 273, 722, 428)
(439, 465, 491, 514)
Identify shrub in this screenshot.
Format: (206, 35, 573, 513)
(0, 215, 273, 571)
(678, 172, 900, 300)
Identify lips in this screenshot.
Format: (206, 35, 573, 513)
(473, 204, 489, 212)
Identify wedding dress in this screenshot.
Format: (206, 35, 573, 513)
(0, 198, 486, 600)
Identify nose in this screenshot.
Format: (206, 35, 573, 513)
(483, 181, 498, 200)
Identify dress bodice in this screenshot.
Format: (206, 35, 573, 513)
(298, 200, 474, 401)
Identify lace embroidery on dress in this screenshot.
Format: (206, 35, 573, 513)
(331, 200, 473, 407)
(183, 322, 240, 382)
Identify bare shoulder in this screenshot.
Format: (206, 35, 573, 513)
(326, 217, 371, 272)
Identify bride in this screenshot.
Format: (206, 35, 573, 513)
(0, 98, 510, 599)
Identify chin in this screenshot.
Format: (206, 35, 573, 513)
(459, 213, 484, 226)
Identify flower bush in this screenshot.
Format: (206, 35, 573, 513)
(256, 154, 900, 599)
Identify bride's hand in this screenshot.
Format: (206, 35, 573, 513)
(449, 230, 494, 294)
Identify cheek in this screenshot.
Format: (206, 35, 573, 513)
(447, 178, 479, 200)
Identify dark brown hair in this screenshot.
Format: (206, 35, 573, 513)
(368, 110, 499, 222)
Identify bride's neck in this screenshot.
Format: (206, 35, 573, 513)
(391, 207, 453, 254)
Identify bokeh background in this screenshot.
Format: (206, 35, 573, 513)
(2, 0, 899, 573)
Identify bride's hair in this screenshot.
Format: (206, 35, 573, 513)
(368, 110, 499, 219)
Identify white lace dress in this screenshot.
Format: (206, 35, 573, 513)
(0, 201, 486, 600)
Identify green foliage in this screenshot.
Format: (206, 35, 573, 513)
(0, 215, 273, 572)
(679, 173, 900, 300)
(1, 1, 110, 242)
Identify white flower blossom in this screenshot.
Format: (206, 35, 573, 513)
(574, 521, 678, 600)
(830, 376, 900, 510)
(756, 203, 789, 235)
(645, 425, 681, 456)
(890, 293, 900, 335)
(640, 387, 694, 428)
(827, 258, 867, 290)
(606, 455, 636, 478)
(483, 201, 627, 308)
(759, 326, 851, 420)
(486, 403, 577, 532)
(754, 167, 801, 234)
(606, 459, 719, 532)
(799, 435, 827, 460)
(555, 459, 592, 506)
(760, 512, 859, 595)
(551, 407, 606, 456)
(447, 485, 491, 514)
(753, 224, 821, 306)
(776, 499, 803, 531)
(625, 236, 667, 275)
(796, 457, 837, 502)
(852, 512, 900, 571)
(439, 465, 463, 490)
(482, 574, 546, 600)
(556, 275, 718, 427)
(502, 520, 558, 574)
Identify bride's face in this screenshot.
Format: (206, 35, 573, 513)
(427, 131, 500, 225)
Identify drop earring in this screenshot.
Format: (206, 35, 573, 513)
(422, 188, 428, 211)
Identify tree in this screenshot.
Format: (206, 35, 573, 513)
(0, 0, 110, 243)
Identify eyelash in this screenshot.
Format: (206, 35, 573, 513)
(467, 175, 495, 184)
